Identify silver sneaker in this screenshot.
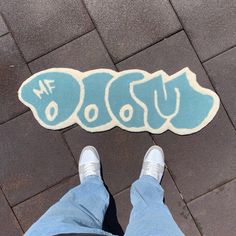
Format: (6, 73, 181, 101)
(79, 146, 101, 183)
(140, 145, 165, 182)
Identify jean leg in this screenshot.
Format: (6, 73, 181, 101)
(125, 176, 184, 236)
(25, 176, 114, 236)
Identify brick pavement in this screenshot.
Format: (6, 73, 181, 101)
(0, 1, 236, 235)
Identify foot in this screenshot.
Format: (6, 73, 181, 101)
(140, 145, 165, 182)
(79, 146, 101, 183)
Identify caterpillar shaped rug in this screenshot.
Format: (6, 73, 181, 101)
(18, 68, 220, 135)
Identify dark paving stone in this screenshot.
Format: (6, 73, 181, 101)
(0, 189, 23, 236)
(29, 30, 115, 73)
(114, 170, 200, 235)
(84, 0, 181, 62)
(162, 170, 200, 236)
(0, 112, 77, 206)
(13, 175, 79, 232)
(204, 47, 236, 128)
(188, 178, 236, 236)
(170, 0, 236, 61)
(153, 106, 236, 202)
(0, 14, 8, 36)
(64, 127, 154, 194)
(0, 0, 94, 61)
(117, 31, 210, 88)
(0, 34, 31, 123)
(117, 31, 236, 202)
(114, 188, 131, 231)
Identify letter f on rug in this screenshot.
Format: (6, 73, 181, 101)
(18, 67, 220, 135)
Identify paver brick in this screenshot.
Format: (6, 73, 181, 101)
(170, 0, 236, 61)
(0, 188, 23, 236)
(0, 14, 8, 36)
(188, 178, 236, 236)
(0, 34, 31, 123)
(13, 175, 79, 232)
(0, 112, 77, 206)
(84, 0, 181, 62)
(204, 47, 236, 128)
(0, 0, 94, 61)
(29, 30, 115, 73)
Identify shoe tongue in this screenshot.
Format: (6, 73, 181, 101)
(142, 162, 164, 181)
(79, 162, 101, 182)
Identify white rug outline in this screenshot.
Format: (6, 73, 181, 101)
(18, 67, 220, 135)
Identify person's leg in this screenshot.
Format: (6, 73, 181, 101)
(25, 146, 114, 236)
(125, 146, 184, 236)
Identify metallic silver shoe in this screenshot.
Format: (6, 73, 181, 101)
(140, 145, 165, 182)
(79, 146, 101, 183)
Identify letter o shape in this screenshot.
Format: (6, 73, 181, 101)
(84, 104, 99, 123)
(45, 101, 58, 121)
(119, 104, 133, 122)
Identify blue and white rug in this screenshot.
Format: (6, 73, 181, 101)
(18, 67, 220, 135)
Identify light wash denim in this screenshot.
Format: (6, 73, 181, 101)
(25, 175, 184, 236)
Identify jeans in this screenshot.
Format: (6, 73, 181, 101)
(25, 175, 184, 236)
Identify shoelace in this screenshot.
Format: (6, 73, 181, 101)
(141, 161, 164, 180)
(79, 162, 100, 181)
